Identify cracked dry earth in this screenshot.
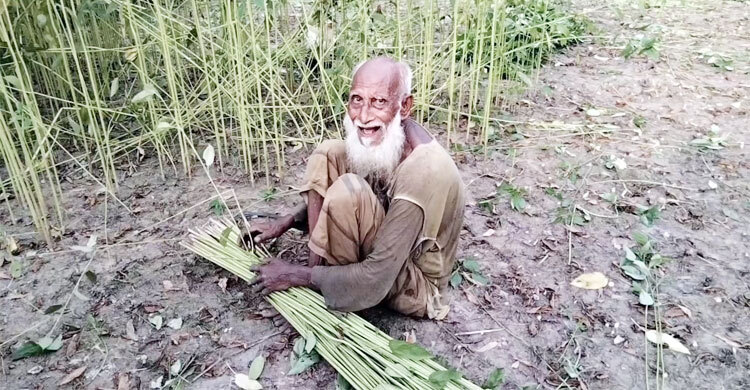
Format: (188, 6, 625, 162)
(1, 0, 748, 389)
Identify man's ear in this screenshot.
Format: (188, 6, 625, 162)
(400, 95, 414, 119)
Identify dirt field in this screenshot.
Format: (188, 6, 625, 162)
(1, 1, 749, 389)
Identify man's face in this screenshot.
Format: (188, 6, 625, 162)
(343, 62, 406, 180)
(346, 69, 400, 147)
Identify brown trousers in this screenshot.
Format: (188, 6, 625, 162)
(302, 140, 436, 318)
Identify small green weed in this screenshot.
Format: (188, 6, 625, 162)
(555, 202, 589, 226)
(209, 199, 226, 216)
(637, 205, 661, 227)
(260, 187, 279, 202)
(558, 161, 580, 184)
(620, 232, 670, 306)
(622, 36, 660, 60)
(500, 184, 527, 212)
(698, 50, 734, 71)
(478, 183, 528, 214)
(690, 125, 727, 151)
(450, 257, 490, 288)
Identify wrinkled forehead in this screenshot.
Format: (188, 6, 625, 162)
(351, 62, 400, 96)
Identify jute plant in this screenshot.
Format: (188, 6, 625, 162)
(182, 217, 482, 390)
(1, 0, 588, 242)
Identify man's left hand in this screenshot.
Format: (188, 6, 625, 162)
(249, 257, 312, 295)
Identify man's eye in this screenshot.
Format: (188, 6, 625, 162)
(375, 98, 386, 105)
(351, 96, 362, 103)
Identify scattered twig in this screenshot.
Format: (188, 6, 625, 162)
(591, 179, 696, 191)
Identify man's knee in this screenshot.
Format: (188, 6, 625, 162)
(326, 173, 371, 209)
(312, 139, 346, 162)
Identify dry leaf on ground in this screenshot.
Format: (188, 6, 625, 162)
(645, 330, 691, 354)
(235, 373, 262, 390)
(570, 272, 609, 289)
(126, 320, 138, 341)
(59, 366, 87, 385)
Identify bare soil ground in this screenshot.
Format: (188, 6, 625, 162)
(1, 1, 749, 389)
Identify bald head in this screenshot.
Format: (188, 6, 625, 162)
(352, 57, 412, 100)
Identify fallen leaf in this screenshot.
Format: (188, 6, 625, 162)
(614, 335, 625, 345)
(304, 334, 316, 353)
(70, 235, 97, 253)
(149, 375, 163, 389)
(126, 319, 138, 341)
(645, 330, 690, 354)
(170, 360, 182, 376)
(166, 317, 183, 330)
(149, 315, 163, 330)
(44, 304, 63, 314)
(464, 289, 479, 305)
(708, 180, 718, 189)
(0, 270, 10, 279)
(163, 280, 175, 291)
(10, 259, 23, 278)
(109, 77, 119, 98)
(611, 157, 627, 171)
(475, 341, 498, 353)
(59, 366, 87, 385)
(248, 355, 265, 380)
(132, 84, 157, 104)
(39, 334, 63, 351)
(28, 365, 43, 375)
(482, 229, 496, 237)
(116, 372, 131, 390)
(218, 277, 228, 293)
(234, 374, 262, 390)
(142, 304, 162, 313)
(571, 272, 609, 290)
(12, 342, 44, 361)
(65, 334, 79, 357)
(665, 306, 691, 319)
(170, 332, 190, 345)
(6, 236, 20, 255)
(203, 144, 215, 167)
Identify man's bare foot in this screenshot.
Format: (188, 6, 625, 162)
(257, 300, 293, 334)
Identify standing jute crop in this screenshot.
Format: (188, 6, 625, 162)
(182, 217, 482, 389)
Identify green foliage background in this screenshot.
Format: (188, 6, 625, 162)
(0, 0, 588, 243)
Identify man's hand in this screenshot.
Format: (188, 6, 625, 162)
(249, 257, 312, 295)
(247, 215, 294, 244)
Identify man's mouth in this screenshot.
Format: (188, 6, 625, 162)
(358, 125, 382, 137)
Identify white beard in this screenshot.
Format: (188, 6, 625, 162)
(344, 111, 405, 183)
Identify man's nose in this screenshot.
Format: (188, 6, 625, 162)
(358, 104, 374, 124)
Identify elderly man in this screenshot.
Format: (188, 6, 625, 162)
(249, 57, 465, 319)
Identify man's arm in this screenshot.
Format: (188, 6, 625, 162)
(306, 190, 324, 267)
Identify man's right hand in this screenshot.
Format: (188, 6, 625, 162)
(247, 214, 294, 243)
